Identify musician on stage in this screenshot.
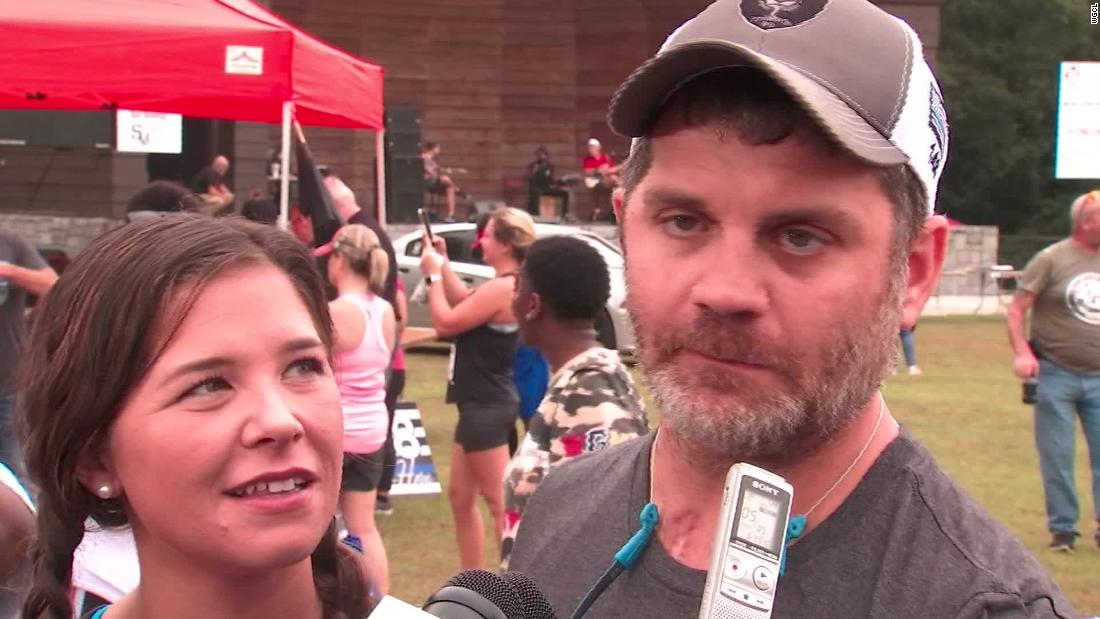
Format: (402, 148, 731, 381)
(581, 138, 618, 221)
(422, 142, 462, 222)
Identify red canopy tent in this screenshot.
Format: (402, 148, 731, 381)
(0, 0, 386, 221)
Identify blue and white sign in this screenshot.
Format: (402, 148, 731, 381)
(390, 402, 442, 496)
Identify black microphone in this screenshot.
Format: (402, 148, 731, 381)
(499, 571, 555, 619)
(421, 570, 556, 619)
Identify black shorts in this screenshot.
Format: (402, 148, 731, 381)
(454, 403, 516, 452)
(342, 449, 384, 492)
(426, 177, 446, 193)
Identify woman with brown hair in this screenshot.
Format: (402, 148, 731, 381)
(17, 216, 369, 619)
(419, 207, 535, 569)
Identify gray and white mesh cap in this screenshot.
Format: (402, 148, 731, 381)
(608, 0, 949, 214)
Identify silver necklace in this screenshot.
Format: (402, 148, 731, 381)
(800, 391, 886, 521)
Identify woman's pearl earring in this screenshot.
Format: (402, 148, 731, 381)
(96, 484, 113, 499)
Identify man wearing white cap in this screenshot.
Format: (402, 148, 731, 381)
(508, 0, 1073, 617)
(582, 138, 618, 181)
(582, 138, 619, 221)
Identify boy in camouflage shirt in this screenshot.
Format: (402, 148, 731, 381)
(501, 236, 649, 568)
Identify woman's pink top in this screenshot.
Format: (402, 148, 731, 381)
(334, 292, 391, 455)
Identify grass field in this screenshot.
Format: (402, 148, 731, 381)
(381, 316, 1099, 614)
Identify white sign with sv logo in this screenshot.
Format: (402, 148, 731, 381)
(115, 110, 182, 154)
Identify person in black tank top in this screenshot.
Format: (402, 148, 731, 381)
(420, 207, 536, 571)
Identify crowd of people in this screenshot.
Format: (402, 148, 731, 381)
(0, 153, 647, 616)
(0, 0, 1095, 617)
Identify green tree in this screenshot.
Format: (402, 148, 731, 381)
(937, 0, 1099, 235)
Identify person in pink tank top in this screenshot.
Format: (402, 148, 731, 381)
(321, 224, 397, 597)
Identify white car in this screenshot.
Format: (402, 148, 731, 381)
(393, 222, 635, 356)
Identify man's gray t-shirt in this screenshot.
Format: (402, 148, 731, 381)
(509, 431, 1074, 618)
(1017, 238, 1100, 374)
(0, 228, 46, 392)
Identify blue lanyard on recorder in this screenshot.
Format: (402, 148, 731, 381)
(568, 503, 806, 619)
(568, 503, 660, 619)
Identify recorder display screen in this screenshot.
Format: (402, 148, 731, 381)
(733, 484, 784, 555)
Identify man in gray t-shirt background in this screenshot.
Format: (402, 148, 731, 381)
(1007, 190, 1100, 553)
(0, 226, 57, 483)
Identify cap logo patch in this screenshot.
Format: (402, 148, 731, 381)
(928, 85, 947, 178)
(740, 0, 828, 30)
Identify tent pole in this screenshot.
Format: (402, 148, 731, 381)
(278, 101, 294, 231)
(375, 129, 387, 227)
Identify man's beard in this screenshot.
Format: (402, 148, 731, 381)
(631, 278, 901, 467)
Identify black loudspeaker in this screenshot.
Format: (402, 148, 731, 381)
(384, 106, 423, 223)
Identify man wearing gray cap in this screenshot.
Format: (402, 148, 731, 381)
(507, 0, 1073, 617)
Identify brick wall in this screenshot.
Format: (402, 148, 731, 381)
(0, 0, 944, 224)
(0, 213, 120, 257)
(267, 0, 943, 222)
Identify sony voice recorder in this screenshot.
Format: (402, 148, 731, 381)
(698, 463, 793, 619)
